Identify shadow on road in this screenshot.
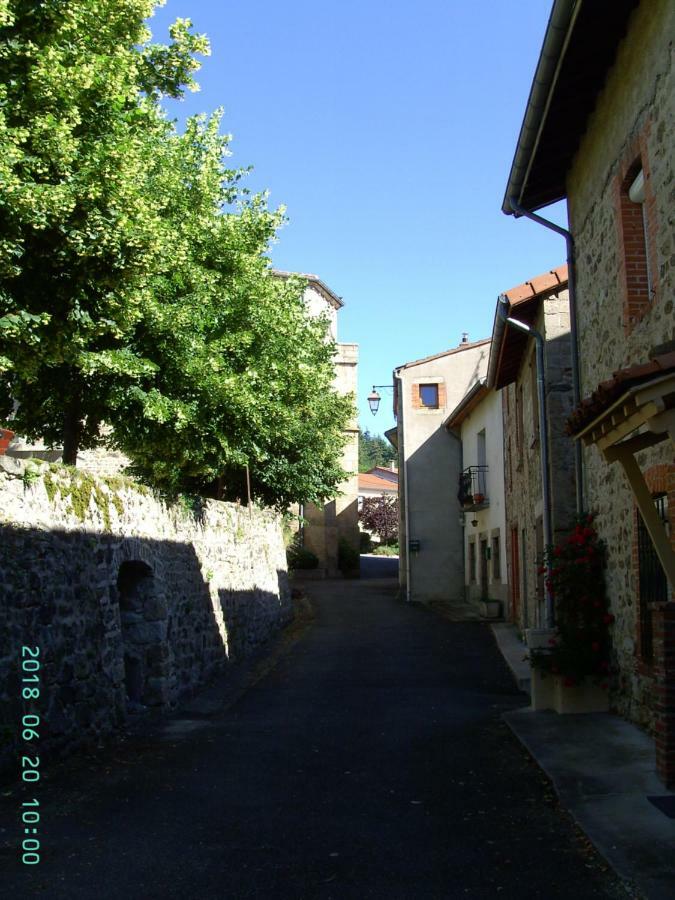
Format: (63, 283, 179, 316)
(360, 553, 398, 579)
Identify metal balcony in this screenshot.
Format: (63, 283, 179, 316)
(458, 466, 489, 510)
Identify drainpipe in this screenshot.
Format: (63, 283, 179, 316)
(395, 371, 412, 603)
(497, 295, 555, 629)
(508, 196, 584, 515)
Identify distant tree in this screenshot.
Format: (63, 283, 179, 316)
(359, 495, 398, 545)
(359, 427, 394, 472)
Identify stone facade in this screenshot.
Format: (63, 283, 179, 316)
(501, 286, 577, 630)
(0, 457, 292, 769)
(565, 0, 674, 730)
(299, 278, 360, 577)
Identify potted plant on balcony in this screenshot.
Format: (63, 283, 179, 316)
(528, 515, 614, 713)
(473, 492, 485, 504)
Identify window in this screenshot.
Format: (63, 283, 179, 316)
(469, 541, 476, 583)
(627, 167, 654, 299)
(492, 534, 501, 581)
(618, 157, 657, 328)
(638, 493, 670, 661)
(419, 383, 439, 408)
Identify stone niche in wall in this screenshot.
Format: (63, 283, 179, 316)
(0, 457, 292, 769)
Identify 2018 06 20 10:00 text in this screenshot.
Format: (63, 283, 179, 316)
(20, 645, 42, 865)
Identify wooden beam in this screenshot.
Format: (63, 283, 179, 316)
(603, 429, 665, 461)
(596, 401, 660, 450)
(609, 446, 675, 591)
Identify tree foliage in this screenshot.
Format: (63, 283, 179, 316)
(0, 0, 207, 459)
(358, 427, 393, 473)
(359, 495, 399, 544)
(0, 1, 353, 508)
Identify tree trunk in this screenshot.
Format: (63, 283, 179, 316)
(62, 394, 81, 466)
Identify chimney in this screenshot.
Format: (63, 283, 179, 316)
(461, 332, 469, 344)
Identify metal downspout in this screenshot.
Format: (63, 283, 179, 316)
(395, 371, 412, 603)
(497, 296, 555, 629)
(508, 196, 584, 516)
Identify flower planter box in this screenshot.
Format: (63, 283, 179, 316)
(479, 599, 502, 619)
(530, 669, 608, 713)
(552, 676, 608, 714)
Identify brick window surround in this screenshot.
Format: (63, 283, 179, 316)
(411, 381, 446, 410)
(613, 124, 660, 335)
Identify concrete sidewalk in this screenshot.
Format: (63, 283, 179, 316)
(491, 624, 675, 899)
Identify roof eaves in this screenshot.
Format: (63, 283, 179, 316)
(443, 379, 490, 429)
(271, 269, 344, 309)
(487, 264, 568, 389)
(502, 0, 580, 215)
(396, 337, 491, 372)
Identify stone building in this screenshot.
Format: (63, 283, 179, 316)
(487, 266, 576, 631)
(445, 379, 508, 618)
(502, 0, 674, 785)
(391, 338, 490, 605)
(274, 271, 360, 577)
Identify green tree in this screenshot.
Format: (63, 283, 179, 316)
(0, 1, 353, 509)
(358, 427, 394, 472)
(111, 113, 353, 508)
(0, 0, 207, 461)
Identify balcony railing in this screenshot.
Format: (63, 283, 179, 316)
(458, 465, 489, 510)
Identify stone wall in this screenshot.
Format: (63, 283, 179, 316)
(503, 288, 577, 631)
(566, 0, 674, 730)
(0, 458, 292, 767)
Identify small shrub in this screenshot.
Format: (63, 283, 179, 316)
(338, 537, 359, 574)
(372, 543, 399, 557)
(287, 537, 319, 570)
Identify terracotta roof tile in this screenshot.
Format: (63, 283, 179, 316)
(567, 351, 675, 435)
(358, 473, 398, 492)
(503, 264, 568, 306)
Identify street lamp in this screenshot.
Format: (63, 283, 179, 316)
(368, 384, 393, 416)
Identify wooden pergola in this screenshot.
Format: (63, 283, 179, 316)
(572, 368, 675, 590)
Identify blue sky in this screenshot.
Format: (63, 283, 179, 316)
(149, 0, 567, 436)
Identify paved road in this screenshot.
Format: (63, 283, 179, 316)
(359, 553, 398, 579)
(4, 576, 626, 899)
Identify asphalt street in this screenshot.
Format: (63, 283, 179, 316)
(2, 562, 628, 899)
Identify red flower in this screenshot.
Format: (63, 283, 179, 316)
(537, 565, 546, 574)
(547, 638, 557, 646)
(553, 547, 562, 557)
